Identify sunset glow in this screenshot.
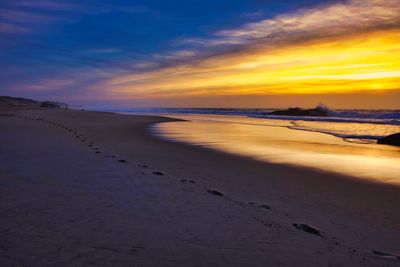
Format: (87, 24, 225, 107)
(1, 0, 400, 108)
(2, 1, 400, 266)
(109, 30, 400, 98)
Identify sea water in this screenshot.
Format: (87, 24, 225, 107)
(110, 108, 400, 185)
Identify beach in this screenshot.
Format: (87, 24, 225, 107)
(1, 107, 400, 266)
(153, 113, 400, 184)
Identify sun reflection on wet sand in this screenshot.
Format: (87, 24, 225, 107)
(153, 115, 400, 185)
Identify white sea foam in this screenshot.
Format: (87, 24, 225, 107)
(108, 107, 400, 142)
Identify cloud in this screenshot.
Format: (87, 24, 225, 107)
(0, 1, 156, 39)
(0, 22, 30, 33)
(2, 0, 399, 107)
(90, 0, 399, 82)
(25, 79, 77, 91)
(110, 5, 152, 14)
(11, 0, 81, 11)
(215, 0, 400, 44)
(102, 0, 400, 102)
(0, 9, 63, 28)
(3, 0, 150, 14)
(0, 1, 78, 37)
(167, 0, 400, 64)
(0, 8, 59, 23)
(83, 48, 121, 54)
(240, 10, 264, 19)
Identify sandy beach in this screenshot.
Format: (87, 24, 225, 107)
(1, 108, 400, 267)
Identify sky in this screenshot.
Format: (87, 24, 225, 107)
(0, 0, 399, 109)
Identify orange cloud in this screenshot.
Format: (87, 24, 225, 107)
(106, 29, 400, 97)
(94, 0, 400, 108)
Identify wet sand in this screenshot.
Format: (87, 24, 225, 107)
(1, 108, 400, 266)
(153, 114, 400, 184)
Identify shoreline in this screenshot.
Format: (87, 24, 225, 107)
(102, 109, 398, 189)
(150, 113, 400, 185)
(1, 108, 400, 266)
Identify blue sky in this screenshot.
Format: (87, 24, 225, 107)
(1, 0, 399, 108)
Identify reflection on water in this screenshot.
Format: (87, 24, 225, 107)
(152, 114, 400, 185)
(289, 120, 400, 140)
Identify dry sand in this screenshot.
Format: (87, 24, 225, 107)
(0, 108, 399, 266)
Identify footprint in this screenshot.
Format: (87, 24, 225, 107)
(138, 164, 148, 168)
(293, 224, 321, 236)
(118, 159, 127, 163)
(207, 189, 224, 197)
(153, 171, 164, 176)
(249, 201, 270, 210)
(130, 245, 145, 253)
(372, 250, 400, 261)
(181, 179, 195, 184)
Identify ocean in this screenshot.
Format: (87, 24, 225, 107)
(105, 108, 400, 184)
